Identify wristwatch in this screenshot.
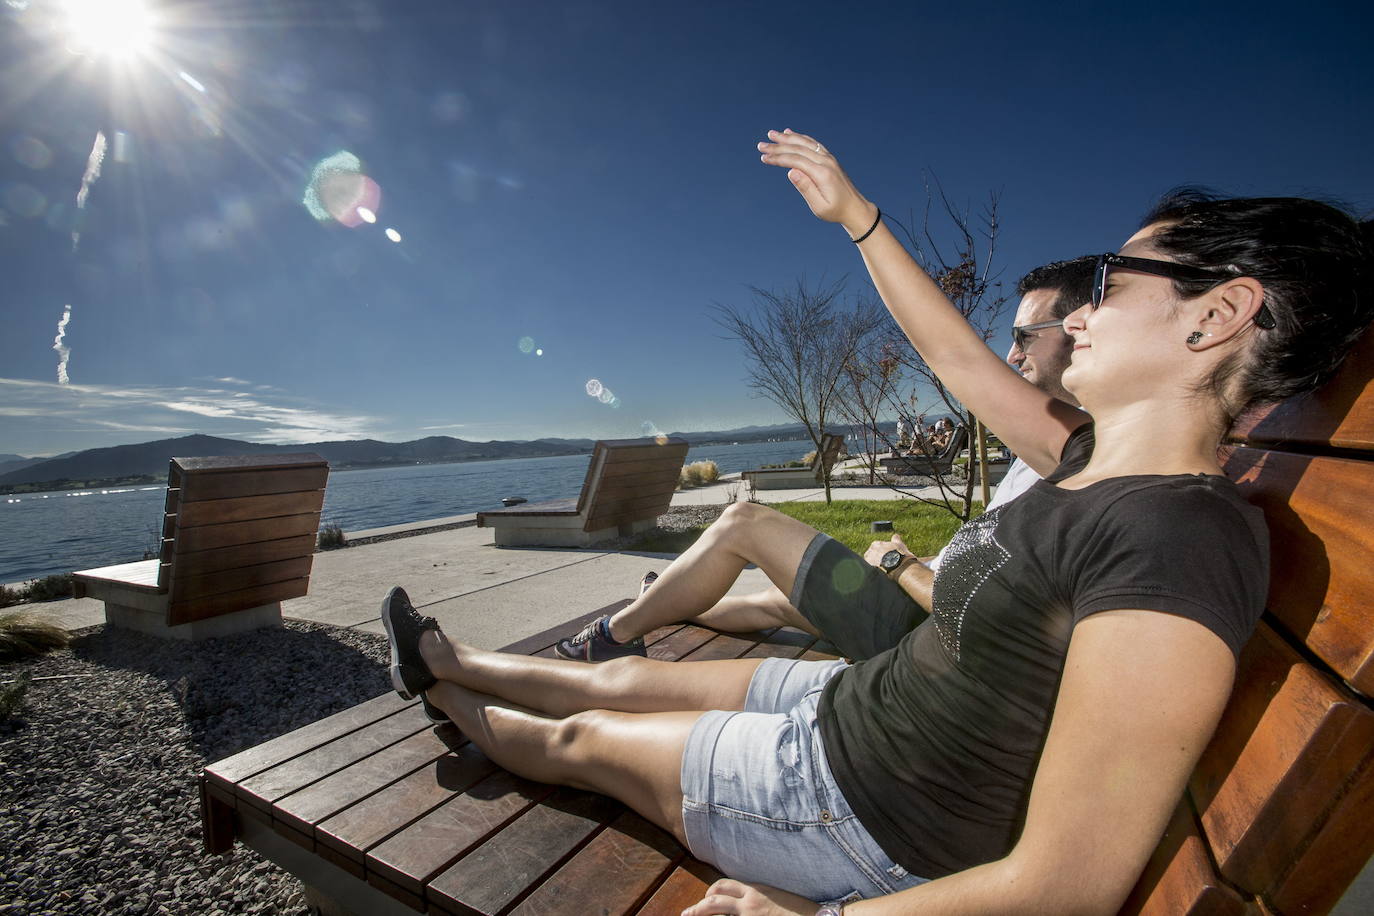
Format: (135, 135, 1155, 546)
(816, 906, 844, 916)
(880, 548, 908, 576)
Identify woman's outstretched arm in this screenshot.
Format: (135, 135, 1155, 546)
(682, 608, 1236, 915)
(758, 129, 1086, 475)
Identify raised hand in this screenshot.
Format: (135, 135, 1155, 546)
(757, 128, 877, 237)
(680, 878, 816, 916)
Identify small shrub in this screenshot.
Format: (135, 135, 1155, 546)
(0, 674, 30, 721)
(0, 585, 19, 609)
(0, 613, 70, 662)
(678, 460, 720, 488)
(318, 523, 348, 550)
(23, 574, 73, 603)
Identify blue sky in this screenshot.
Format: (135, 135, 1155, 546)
(2, 0, 1372, 457)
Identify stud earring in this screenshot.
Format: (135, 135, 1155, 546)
(1187, 331, 1205, 345)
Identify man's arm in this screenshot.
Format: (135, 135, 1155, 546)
(863, 534, 934, 612)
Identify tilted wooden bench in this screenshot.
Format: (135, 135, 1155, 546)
(741, 432, 845, 491)
(476, 437, 690, 547)
(199, 330, 1374, 914)
(1119, 328, 1374, 914)
(73, 453, 328, 641)
(878, 424, 969, 477)
(200, 608, 838, 915)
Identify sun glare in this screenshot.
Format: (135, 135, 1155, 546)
(63, 0, 156, 59)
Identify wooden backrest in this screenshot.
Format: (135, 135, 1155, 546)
(159, 453, 329, 625)
(575, 437, 690, 532)
(811, 433, 846, 482)
(1122, 330, 1374, 915)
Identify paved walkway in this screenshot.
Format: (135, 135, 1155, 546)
(22, 470, 968, 648)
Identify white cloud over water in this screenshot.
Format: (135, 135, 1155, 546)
(0, 376, 382, 454)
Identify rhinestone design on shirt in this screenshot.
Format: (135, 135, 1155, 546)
(931, 508, 1010, 662)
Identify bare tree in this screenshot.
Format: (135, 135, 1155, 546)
(715, 280, 885, 503)
(836, 329, 905, 484)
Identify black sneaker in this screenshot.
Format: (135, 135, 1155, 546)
(554, 615, 647, 662)
(420, 692, 449, 724)
(381, 586, 440, 700)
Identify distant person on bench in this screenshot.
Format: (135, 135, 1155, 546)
(551, 254, 1094, 661)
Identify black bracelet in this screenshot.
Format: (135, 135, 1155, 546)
(850, 207, 882, 244)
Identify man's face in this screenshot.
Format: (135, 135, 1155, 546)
(1007, 289, 1078, 406)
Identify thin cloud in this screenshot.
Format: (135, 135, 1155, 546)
(419, 423, 466, 430)
(0, 376, 382, 449)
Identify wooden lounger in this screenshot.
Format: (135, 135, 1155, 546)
(73, 453, 328, 640)
(476, 438, 690, 547)
(740, 432, 845, 491)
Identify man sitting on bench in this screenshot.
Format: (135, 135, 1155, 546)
(554, 254, 1094, 663)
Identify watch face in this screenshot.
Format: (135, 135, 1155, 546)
(881, 549, 903, 570)
(816, 907, 844, 916)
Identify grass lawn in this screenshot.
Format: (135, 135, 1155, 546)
(631, 499, 980, 556)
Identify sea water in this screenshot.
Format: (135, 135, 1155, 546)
(0, 439, 819, 584)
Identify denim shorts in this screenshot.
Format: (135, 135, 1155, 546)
(680, 657, 929, 904)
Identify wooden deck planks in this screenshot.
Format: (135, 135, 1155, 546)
(203, 608, 839, 914)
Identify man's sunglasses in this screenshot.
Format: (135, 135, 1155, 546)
(1091, 253, 1276, 330)
(1011, 319, 1065, 350)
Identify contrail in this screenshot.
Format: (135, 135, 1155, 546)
(53, 304, 72, 385)
(72, 130, 107, 252)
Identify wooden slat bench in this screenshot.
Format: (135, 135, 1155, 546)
(740, 432, 845, 492)
(476, 437, 690, 547)
(200, 325, 1374, 913)
(200, 606, 839, 915)
(73, 453, 328, 640)
(878, 424, 969, 477)
(1119, 328, 1374, 915)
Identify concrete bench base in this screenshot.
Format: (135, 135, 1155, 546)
(741, 468, 817, 490)
(491, 517, 656, 548)
(106, 600, 283, 641)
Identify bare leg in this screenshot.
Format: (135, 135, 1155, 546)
(690, 585, 821, 637)
(420, 629, 763, 717)
(428, 680, 697, 842)
(604, 502, 823, 642)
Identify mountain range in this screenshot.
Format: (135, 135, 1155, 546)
(0, 423, 833, 490)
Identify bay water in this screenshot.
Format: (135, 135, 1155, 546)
(0, 439, 818, 584)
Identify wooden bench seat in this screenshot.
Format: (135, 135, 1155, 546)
(740, 432, 845, 491)
(200, 608, 839, 915)
(878, 424, 969, 477)
(476, 438, 690, 547)
(200, 330, 1374, 914)
(74, 453, 328, 640)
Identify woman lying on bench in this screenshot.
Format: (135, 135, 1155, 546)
(381, 131, 1374, 916)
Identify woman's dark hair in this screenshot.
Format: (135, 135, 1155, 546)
(1141, 188, 1374, 419)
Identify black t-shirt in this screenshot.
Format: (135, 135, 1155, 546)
(815, 423, 1269, 879)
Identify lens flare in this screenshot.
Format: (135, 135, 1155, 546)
(385, 227, 402, 242)
(585, 379, 603, 397)
(535, 348, 543, 356)
(302, 151, 382, 228)
(356, 206, 376, 223)
(598, 389, 614, 404)
(518, 336, 535, 354)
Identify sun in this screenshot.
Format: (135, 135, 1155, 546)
(62, 0, 157, 60)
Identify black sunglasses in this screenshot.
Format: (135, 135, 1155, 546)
(1011, 318, 1065, 350)
(1091, 254, 1276, 330)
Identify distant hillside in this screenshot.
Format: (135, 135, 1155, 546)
(0, 422, 861, 492)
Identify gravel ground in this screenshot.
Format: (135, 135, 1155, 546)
(0, 621, 394, 916)
(0, 507, 731, 915)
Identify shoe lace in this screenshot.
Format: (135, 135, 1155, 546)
(566, 619, 602, 646)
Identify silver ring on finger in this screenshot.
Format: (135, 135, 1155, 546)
(814, 142, 822, 152)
